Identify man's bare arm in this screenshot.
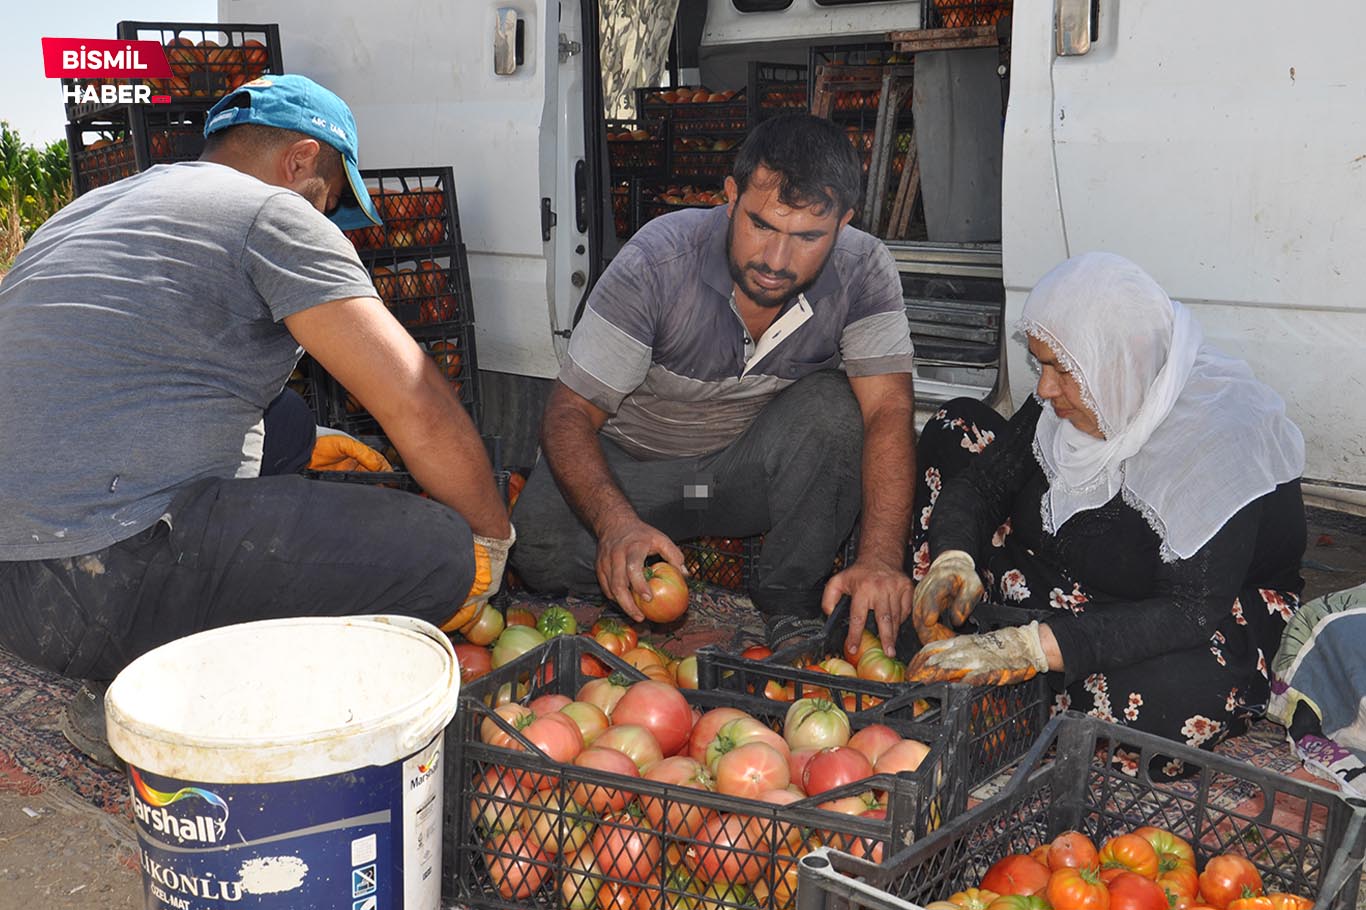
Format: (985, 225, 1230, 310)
(541, 381, 686, 618)
(284, 296, 510, 539)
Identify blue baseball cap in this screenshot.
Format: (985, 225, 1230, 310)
(204, 74, 381, 230)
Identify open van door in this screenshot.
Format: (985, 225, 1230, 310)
(219, 0, 593, 383)
(1003, 0, 1366, 510)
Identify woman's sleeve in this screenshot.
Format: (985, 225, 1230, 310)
(929, 398, 1044, 562)
(1046, 497, 1263, 685)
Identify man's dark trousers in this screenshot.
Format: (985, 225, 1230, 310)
(510, 371, 864, 619)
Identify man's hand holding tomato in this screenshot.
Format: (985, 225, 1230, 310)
(822, 556, 915, 658)
(593, 512, 689, 623)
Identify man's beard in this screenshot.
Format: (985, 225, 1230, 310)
(725, 214, 829, 309)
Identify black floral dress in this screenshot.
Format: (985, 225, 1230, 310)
(909, 397, 1306, 774)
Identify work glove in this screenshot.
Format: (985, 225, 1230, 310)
(308, 431, 394, 472)
(911, 550, 984, 643)
(906, 621, 1048, 686)
(443, 525, 516, 632)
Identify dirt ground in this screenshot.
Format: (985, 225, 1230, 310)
(0, 507, 1363, 910)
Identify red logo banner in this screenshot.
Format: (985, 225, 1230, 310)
(42, 38, 172, 79)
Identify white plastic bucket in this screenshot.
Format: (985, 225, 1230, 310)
(106, 615, 460, 910)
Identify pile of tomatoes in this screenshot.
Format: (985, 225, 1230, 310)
(470, 673, 933, 909)
(926, 828, 1310, 910)
(737, 628, 906, 705)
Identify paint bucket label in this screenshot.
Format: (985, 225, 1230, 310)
(130, 735, 443, 910)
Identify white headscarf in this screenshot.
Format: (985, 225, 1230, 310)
(1019, 252, 1305, 561)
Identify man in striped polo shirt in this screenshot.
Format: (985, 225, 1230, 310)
(511, 114, 918, 654)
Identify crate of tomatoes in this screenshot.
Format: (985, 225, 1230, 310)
(796, 712, 1366, 910)
(444, 633, 968, 910)
(699, 599, 1050, 790)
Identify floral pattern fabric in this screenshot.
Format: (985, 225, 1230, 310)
(910, 398, 1304, 777)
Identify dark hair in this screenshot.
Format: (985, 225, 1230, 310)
(731, 113, 862, 217)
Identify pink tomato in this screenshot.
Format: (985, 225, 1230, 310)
(688, 707, 749, 762)
(611, 680, 694, 757)
(559, 700, 610, 746)
(640, 755, 715, 837)
(570, 747, 641, 814)
(873, 738, 930, 775)
(593, 723, 664, 770)
(714, 741, 790, 799)
(848, 724, 902, 766)
(803, 746, 874, 796)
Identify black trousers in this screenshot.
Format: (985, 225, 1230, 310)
(0, 391, 475, 680)
(509, 371, 865, 619)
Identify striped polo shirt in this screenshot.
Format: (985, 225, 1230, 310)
(561, 204, 914, 459)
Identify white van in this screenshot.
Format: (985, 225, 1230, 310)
(222, 0, 1366, 513)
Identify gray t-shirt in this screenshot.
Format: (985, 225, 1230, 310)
(0, 161, 377, 559)
(561, 205, 914, 459)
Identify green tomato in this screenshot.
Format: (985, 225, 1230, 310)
(536, 605, 578, 639)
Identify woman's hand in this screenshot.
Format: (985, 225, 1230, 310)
(911, 550, 984, 642)
(906, 621, 1051, 685)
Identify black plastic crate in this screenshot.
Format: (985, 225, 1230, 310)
(607, 118, 668, 179)
(611, 180, 638, 240)
(637, 86, 749, 133)
(67, 107, 207, 196)
(321, 320, 481, 433)
(922, 0, 1012, 29)
(636, 183, 728, 229)
(63, 21, 283, 121)
(679, 531, 858, 593)
(343, 168, 463, 256)
(670, 132, 744, 180)
(748, 62, 810, 125)
(797, 713, 1366, 910)
(364, 251, 473, 330)
(446, 635, 965, 910)
(703, 623, 1048, 790)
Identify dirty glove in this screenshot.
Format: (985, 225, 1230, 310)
(912, 550, 984, 643)
(906, 621, 1047, 686)
(308, 431, 394, 472)
(443, 525, 516, 632)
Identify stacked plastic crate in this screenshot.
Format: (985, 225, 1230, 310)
(65, 21, 283, 197)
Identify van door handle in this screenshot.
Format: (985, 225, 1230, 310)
(1056, 0, 1097, 56)
(494, 7, 524, 75)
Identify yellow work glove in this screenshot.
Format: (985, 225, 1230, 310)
(911, 549, 984, 643)
(442, 525, 516, 632)
(906, 621, 1048, 686)
(308, 432, 394, 472)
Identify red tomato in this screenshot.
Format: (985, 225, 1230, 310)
(873, 738, 931, 775)
(559, 701, 610, 746)
(802, 746, 874, 796)
(480, 703, 533, 749)
(703, 716, 789, 771)
(715, 741, 791, 798)
(741, 645, 773, 661)
(528, 693, 572, 715)
(1132, 826, 1195, 872)
(1198, 855, 1263, 909)
(1047, 867, 1110, 910)
(640, 755, 715, 837)
(506, 607, 536, 627)
(633, 562, 689, 622)
(612, 681, 693, 756)
(591, 619, 638, 656)
(788, 747, 818, 789)
(981, 854, 1052, 896)
(1048, 831, 1100, 872)
(484, 829, 549, 900)
(597, 881, 652, 910)
(687, 813, 768, 884)
(1159, 863, 1200, 902)
(1099, 834, 1160, 879)
(784, 698, 852, 751)
(688, 707, 749, 763)
(591, 811, 663, 881)
(453, 643, 492, 683)
(593, 723, 664, 770)
(1108, 871, 1170, 910)
(576, 675, 630, 717)
(570, 747, 640, 813)
(581, 652, 611, 678)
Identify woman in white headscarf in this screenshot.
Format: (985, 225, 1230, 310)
(903, 252, 1306, 770)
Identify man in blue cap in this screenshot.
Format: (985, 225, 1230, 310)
(0, 75, 512, 767)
